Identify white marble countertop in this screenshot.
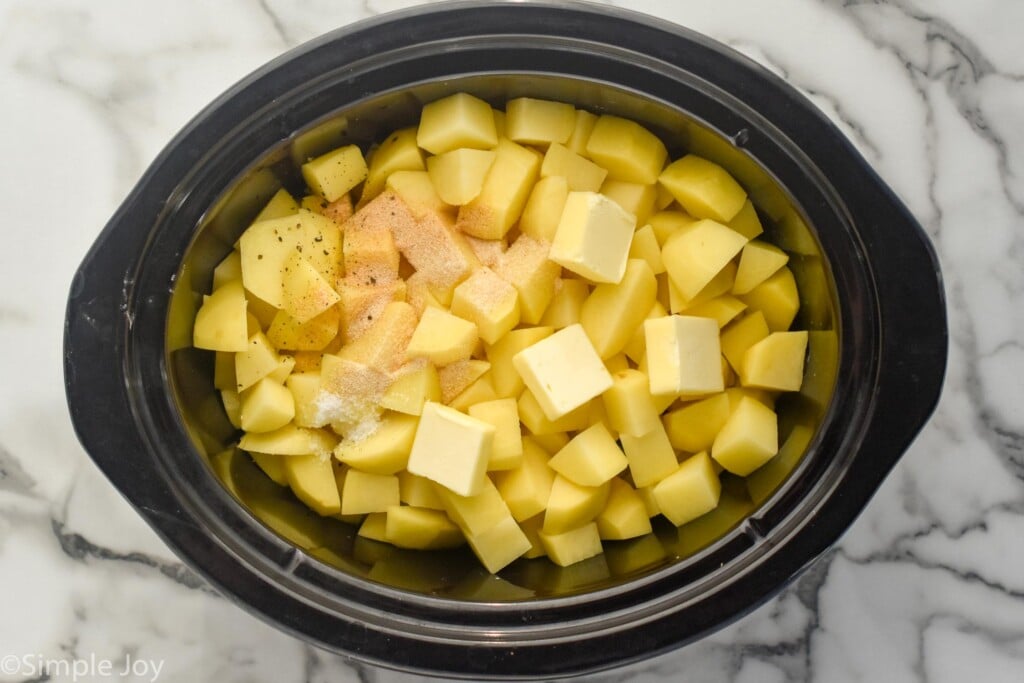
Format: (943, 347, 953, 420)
(2, 0, 1022, 681)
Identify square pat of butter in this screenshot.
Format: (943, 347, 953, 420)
(512, 324, 613, 421)
(549, 191, 636, 283)
(644, 315, 723, 396)
(407, 402, 495, 496)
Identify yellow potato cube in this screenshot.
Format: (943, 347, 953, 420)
(496, 234, 561, 324)
(426, 147, 496, 205)
(682, 295, 748, 329)
(738, 266, 800, 331)
(628, 224, 666, 275)
(451, 267, 520, 344)
(618, 420, 679, 489)
(240, 378, 295, 433)
(539, 278, 589, 329)
(386, 170, 454, 219)
(221, 389, 242, 429)
(281, 252, 341, 325)
(518, 513, 547, 559)
(741, 331, 808, 391)
(380, 363, 441, 415)
(361, 127, 425, 202)
(212, 250, 243, 291)
(663, 392, 731, 453)
(463, 235, 506, 270)
(585, 114, 667, 184)
(517, 389, 591, 435)
(725, 386, 777, 412)
(636, 485, 661, 518)
(286, 372, 322, 427)
(457, 138, 541, 239)
(539, 522, 603, 567)
(520, 175, 569, 242)
(602, 368, 660, 438)
(317, 354, 389, 431)
(513, 324, 613, 421)
(540, 142, 608, 192)
(266, 355, 296, 384)
(284, 454, 341, 516)
(548, 423, 628, 487)
(341, 469, 400, 515)
(337, 279, 407, 345)
(732, 240, 789, 295)
(398, 471, 445, 509)
(505, 97, 576, 145)
(550, 191, 636, 283)
(493, 437, 555, 521)
(711, 397, 778, 476)
(302, 144, 368, 202)
(406, 306, 479, 367)
(727, 199, 764, 239)
(655, 182, 675, 211)
(250, 451, 288, 486)
(384, 505, 463, 550)
(238, 424, 337, 457)
(566, 108, 598, 155)
(447, 373, 500, 412)
(417, 92, 498, 155)
(600, 179, 657, 225)
(407, 401, 494, 496)
(266, 305, 341, 351)
(644, 315, 723, 396)
(434, 476, 511, 537)
(653, 452, 721, 526)
(658, 154, 747, 223)
(720, 311, 770, 375)
(468, 398, 524, 471)
(356, 512, 388, 542)
(530, 431, 570, 455)
(622, 301, 667, 364)
(596, 478, 653, 541)
(543, 475, 611, 535)
(254, 188, 299, 222)
(662, 219, 748, 301)
(337, 300, 417, 372)
(334, 412, 419, 474)
(193, 280, 249, 352)
(649, 210, 698, 246)
(235, 332, 281, 391)
(485, 326, 554, 398)
(465, 515, 532, 573)
(438, 359, 491, 404)
(580, 259, 657, 358)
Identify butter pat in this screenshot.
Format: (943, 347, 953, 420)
(644, 315, 724, 396)
(512, 324, 613, 421)
(549, 191, 636, 283)
(407, 402, 495, 496)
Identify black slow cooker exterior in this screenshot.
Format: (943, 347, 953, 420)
(63, 1, 947, 678)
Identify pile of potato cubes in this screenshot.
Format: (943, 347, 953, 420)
(192, 92, 809, 573)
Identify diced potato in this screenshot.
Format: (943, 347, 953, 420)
(653, 452, 721, 526)
(724, 386, 777, 411)
(281, 252, 341, 324)
(596, 478, 653, 541)
(493, 436, 555, 521)
(255, 188, 299, 222)
(361, 127, 425, 202)
(550, 191, 636, 283)
(486, 326, 554, 398)
(426, 147, 496, 205)
(302, 144, 368, 202)
(342, 195, 402, 285)
(711, 397, 778, 476)
(266, 355, 296, 384)
(220, 389, 242, 428)
(496, 234, 561, 324)
(451, 267, 521, 344)
(384, 505, 463, 550)
(682, 295, 747, 328)
(539, 522, 603, 567)
(530, 431, 570, 455)
(457, 138, 541, 239)
(380, 363, 441, 415)
(338, 301, 417, 372)
(518, 514, 547, 559)
(720, 311, 770, 375)
(622, 301, 666, 364)
(301, 194, 327, 214)
(212, 251, 243, 291)
(468, 398, 524, 471)
(398, 471, 446, 509)
(644, 315, 723, 397)
(266, 305, 341, 351)
(580, 259, 657, 358)
(337, 279, 406, 344)
(548, 423, 628, 487)
(738, 266, 800, 331)
(649, 210, 698, 246)
(465, 515, 532, 573)
(628, 224, 665, 275)
(538, 278, 588, 330)
(194, 280, 249, 352)
(663, 392, 731, 453)
(438, 359, 491, 404)
(519, 175, 569, 242)
(605, 353, 629, 374)
(282, 454, 342, 516)
(357, 512, 388, 541)
(388, 199, 480, 299)
(386, 170, 454, 218)
(236, 332, 281, 391)
(334, 412, 419, 474)
(636, 486, 661, 518)
(506, 97, 576, 145)
(341, 469, 400, 515)
(240, 378, 295, 433)
(286, 372, 322, 427)
(618, 420, 679, 489)
(741, 331, 808, 391)
(602, 368, 660, 438)
(463, 235, 506, 269)
(585, 114, 667, 184)
(491, 108, 506, 138)
(318, 355, 389, 431)
(565, 109, 598, 155)
(658, 154, 747, 223)
(517, 389, 591, 436)
(417, 92, 498, 155)
(250, 451, 288, 486)
(600, 179, 657, 225)
(434, 476, 511, 537)
(733, 240, 789, 295)
(407, 402, 494, 496)
(406, 307, 479, 366)
(727, 199, 764, 239)
(238, 424, 338, 457)
(540, 142, 608, 192)
(447, 373, 500, 412)
(662, 219, 748, 301)
(543, 475, 611, 535)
